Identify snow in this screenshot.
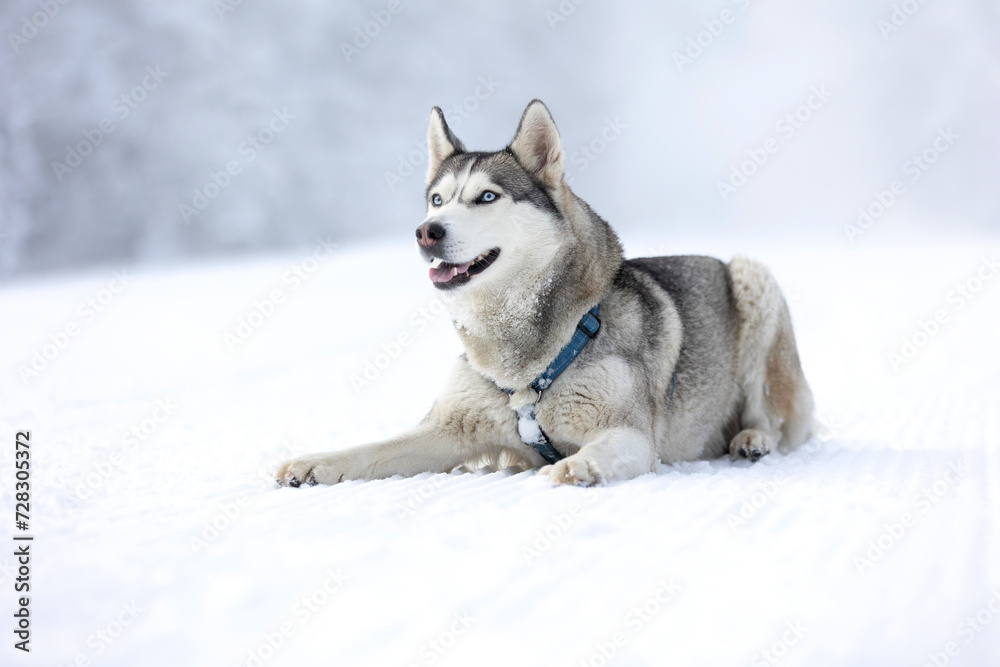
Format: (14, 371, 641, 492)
(516, 404, 547, 449)
(2, 236, 998, 666)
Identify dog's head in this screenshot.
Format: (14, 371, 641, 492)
(418, 100, 573, 291)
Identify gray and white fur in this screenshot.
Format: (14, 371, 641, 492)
(277, 100, 814, 487)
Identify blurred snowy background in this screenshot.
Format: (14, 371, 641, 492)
(1, 0, 998, 277)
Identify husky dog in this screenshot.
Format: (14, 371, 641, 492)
(277, 100, 814, 487)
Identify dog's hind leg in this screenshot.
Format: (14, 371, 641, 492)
(727, 257, 815, 462)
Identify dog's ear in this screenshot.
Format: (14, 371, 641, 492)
(427, 107, 465, 184)
(509, 100, 564, 189)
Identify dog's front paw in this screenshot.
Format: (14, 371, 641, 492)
(544, 455, 603, 486)
(275, 455, 348, 488)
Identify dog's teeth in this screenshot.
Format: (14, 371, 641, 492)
(452, 267, 458, 277)
(430, 257, 444, 268)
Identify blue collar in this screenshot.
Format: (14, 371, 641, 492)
(502, 305, 601, 464)
(531, 305, 601, 392)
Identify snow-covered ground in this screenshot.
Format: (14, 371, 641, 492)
(1, 236, 999, 666)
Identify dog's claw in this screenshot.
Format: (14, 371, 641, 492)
(275, 455, 351, 488)
(729, 429, 771, 463)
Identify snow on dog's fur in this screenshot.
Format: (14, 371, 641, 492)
(277, 100, 814, 487)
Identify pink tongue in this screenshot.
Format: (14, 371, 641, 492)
(429, 261, 473, 283)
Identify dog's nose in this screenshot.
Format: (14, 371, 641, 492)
(415, 221, 446, 247)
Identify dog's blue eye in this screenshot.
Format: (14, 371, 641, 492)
(479, 191, 497, 203)
(431, 194, 442, 206)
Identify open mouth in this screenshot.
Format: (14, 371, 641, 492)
(428, 248, 501, 288)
